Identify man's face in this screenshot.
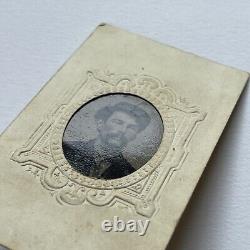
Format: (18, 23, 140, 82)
(97, 111, 140, 150)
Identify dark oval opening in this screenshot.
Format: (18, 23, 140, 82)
(62, 93, 164, 180)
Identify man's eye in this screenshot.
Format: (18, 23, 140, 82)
(112, 119, 123, 125)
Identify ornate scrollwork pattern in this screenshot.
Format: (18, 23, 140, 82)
(11, 70, 206, 218)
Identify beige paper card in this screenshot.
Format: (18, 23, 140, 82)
(0, 24, 248, 250)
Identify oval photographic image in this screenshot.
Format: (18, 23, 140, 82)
(62, 94, 164, 180)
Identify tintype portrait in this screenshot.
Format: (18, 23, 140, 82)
(62, 94, 163, 179)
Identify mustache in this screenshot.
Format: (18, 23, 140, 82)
(107, 132, 128, 144)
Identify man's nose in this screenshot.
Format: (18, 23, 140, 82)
(116, 124, 127, 134)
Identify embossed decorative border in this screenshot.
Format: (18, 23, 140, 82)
(11, 70, 206, 217)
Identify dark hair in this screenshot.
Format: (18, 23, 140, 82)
(95, 102, 151, 132)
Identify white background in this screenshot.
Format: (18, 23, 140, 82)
(0, 1, 249, 250)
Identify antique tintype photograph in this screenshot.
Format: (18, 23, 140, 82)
(62, 94, 164, 179)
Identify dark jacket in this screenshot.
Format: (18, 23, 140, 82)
(62, 139, 135, 179)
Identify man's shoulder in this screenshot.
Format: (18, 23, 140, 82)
(63, 139, 95, 155)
